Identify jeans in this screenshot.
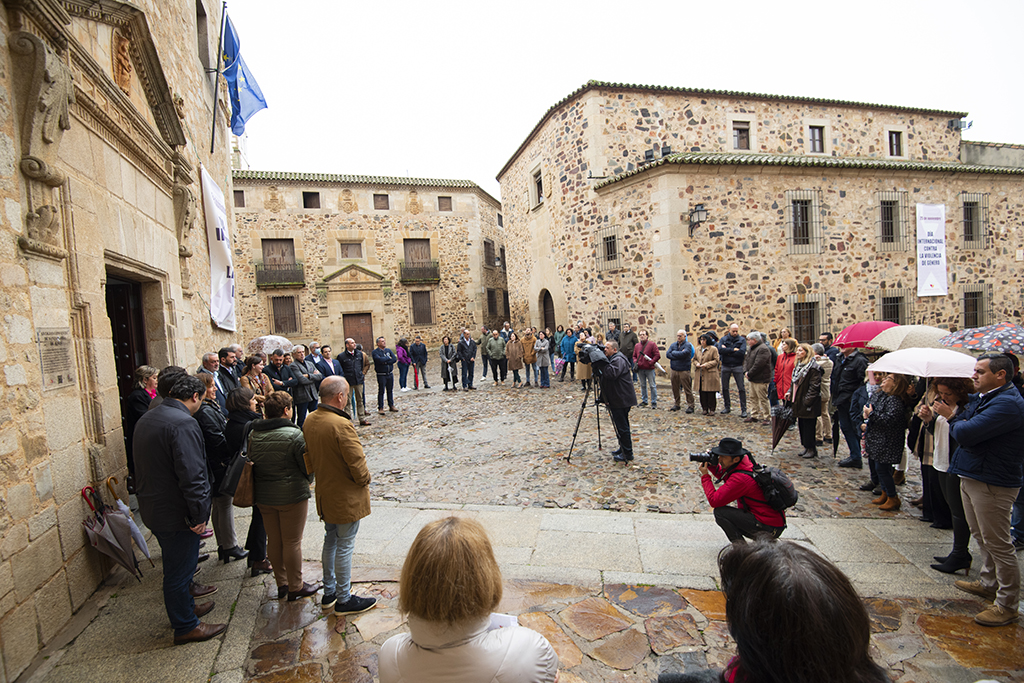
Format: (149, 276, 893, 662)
(713, 506, 785, 543)
(720, 366, 746, 412)
(835, 401, 861, 461)
(539, 366, 549, 387)
(398, 363, 409, 389)
(461, 360, 475, 388)
(525, 362, 537, 383)
(876, 461, 896, 497)
(152, 528, 201, 636)
(481, 356, 489, 378)
(638, 368, 657, 404)
(377, 372, 394, 409)
(294, 400, 316, 427)
(512, 369, 521, 383)
(607, 405, 633, 457)
(322, 520, 359, 601)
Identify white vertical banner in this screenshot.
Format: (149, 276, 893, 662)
(200, 166, 236, 331)
(916, 203, 947, 297)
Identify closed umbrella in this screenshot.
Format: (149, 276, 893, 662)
(770, 403, 794, 454)
(940, 322, 1024, 354)
(868, 325, 953, 352)
(81, 487, 142, 581)
(867, 348, 977, 378)
(834, 321, 899, 349)
(106, 476, 154, 567)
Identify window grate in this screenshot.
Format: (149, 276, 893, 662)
(875, 191, 909, 252)
(784, 190, 822, 254)
(787, 292, 828, 344)
(595, 225, 623, 271)
(960, 192, 989, 249)
(483, 239, 495, 268)
(879, 288, 915, 325)
(411, 291, 434, 325)
(961, 284, 992, 329)
(270, 296, 300, 335)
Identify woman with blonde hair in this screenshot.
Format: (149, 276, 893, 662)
(789, 343, 822, 459)
(124, 365, 158, 487)
(379, 516, 557, 683)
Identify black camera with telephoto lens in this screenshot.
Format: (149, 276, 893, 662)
(688, 451, 719, 466)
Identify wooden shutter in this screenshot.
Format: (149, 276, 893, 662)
(438, 196, 453, 211)
(271, 296, 299, 334)
(262, 239, 295, 265)
(411, 291, 433, 325)
(403, 239, 430, 265)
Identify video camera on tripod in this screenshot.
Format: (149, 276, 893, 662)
(576, 343, 609, 376)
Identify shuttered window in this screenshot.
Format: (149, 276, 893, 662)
(411, 291, 434, 325)
(373, 194, 390, 210)
(403, 239, 431, 264)
(262, 239, 295, 265)
(270, 296, 299, 334)
(438, 196, 453, 211)
(338, 241, 363, 259)
(484, 239, 495, 268)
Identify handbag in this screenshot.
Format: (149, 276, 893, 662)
(221, 422, 255, 500)
(232, 457, 254, 508)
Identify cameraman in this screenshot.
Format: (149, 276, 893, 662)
(699, 438, 785, 542)
(601, 341, 638, 462)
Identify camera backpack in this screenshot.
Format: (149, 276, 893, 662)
(735, 458, 798, 512)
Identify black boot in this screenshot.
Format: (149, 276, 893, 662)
(218, 546, 249, 563)
(930, 551, 972, 575)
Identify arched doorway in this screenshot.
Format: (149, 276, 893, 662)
(540, 290, 555, 331)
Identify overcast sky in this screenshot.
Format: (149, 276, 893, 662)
(227, 0, 1022, 201)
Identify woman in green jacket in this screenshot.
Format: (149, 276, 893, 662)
(250, 391, 319, 601)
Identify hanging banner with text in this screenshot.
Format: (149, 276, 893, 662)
(200, 166, 237, 331)
(916, 203, 947, 297)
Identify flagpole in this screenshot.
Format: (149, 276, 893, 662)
(209, 1, 228, 154)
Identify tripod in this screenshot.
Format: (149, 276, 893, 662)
(566, 377, 602, 463)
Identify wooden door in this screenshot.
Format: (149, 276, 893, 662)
(542, 290, 555, 331)
(106, 276, 148, 413)
(343, 313, 374, 351)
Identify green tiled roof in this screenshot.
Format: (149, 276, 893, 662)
(497, 80, 970, 180)
(593, 152, 1024, 189)
(233, 170, 481, 189)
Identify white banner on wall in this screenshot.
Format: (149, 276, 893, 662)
(916, 203, 947, 297)
(200, 166, 237, 331)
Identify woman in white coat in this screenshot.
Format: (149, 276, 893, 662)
(379, 516, 558, 683)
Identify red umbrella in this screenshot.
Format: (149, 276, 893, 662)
(940, 322, 1024, 354)
(833, 321, 898, 349)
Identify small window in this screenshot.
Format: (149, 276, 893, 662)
(596, 225, 622, 271)
(533, 170, 544, 206)
(483, 239, 495, 268)
(961, 192, 989, 249)
(411, 291, 434, 325)
(373, 194, 390, 210)
(880, 201, 898, 243)
(733, 121, 750, 150)
(233, 190, 245, 208)
(875, 191, 909, 251)
(403, 238, 431, 265)
(784, 190, 822, 254)
(881, 296, 904, 324)
(962, 284, 991, 329)
(792, 200, 812, 245)
(487, 289, 497, 315)
(808, 126, 824, 154)
(195, 0, 210, 70)
(262, 238, 295, 265)
(888, 131, 903, 157)
(270, 295, 300, 334)
(438, 196, 453, 212)
(879, 289, 914, 325)
(338, 241, 363, 259)
(497, 213, 503, 227)
(788, 293, 827, 343)
(302, 192, 320, 209)
(499, 247, 506, 271)
(503, 290, 510, 317)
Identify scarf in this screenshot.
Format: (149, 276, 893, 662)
(791, 358, 815, 388)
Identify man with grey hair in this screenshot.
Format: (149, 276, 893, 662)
(602, 340, 638, 462)
(744, 331, 773, 424)
(198, 352, 228, 415)
(228, 344, 245, 380)
(289, 345, 322, 427)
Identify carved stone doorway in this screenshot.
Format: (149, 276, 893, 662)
(541, 289, 556, 331)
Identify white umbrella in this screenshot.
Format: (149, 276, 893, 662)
(868, 325, 953, 351)
(867, 347, 976, 378)
(247, 335, 293, 356)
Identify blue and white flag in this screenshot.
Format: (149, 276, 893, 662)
(221, 16, 267, 136)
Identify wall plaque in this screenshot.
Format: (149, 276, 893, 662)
(37, 328, 77, 390)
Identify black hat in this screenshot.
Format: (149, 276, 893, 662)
(709, 438, 750, 458)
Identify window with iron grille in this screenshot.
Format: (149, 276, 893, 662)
(733, 121, 750, 150)
(875, 191, 909, 251)
(487, 289, 497, 315)
(879, 288, 915, 325)
(595, 225, 622, 271)
(302, 192, 320, 209)
(961, 284, 991, 329)
(373, 193, 389, 210)
(233, 190, 245, 208)
(410, 291, 434, 325)
(808, 126, 824, 153)
(961, 192, 989, 249)
(784, 190, 822, 254)
(598, 311, 623, 338)
(270, 296, 300, 335)
(483, 239, 495, 268)
(438, 196, 453, 212)
(788, 293, 827, 343)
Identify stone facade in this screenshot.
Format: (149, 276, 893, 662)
(0, 0, 237, 678)
(498, 81, 1024, 349)
(232, 172, 506, 350)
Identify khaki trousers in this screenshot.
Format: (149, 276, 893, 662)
(349, 384, 367, 420)
(818, 389, 832, 440)
(749, 382, 770, 420)
(960, 477, 1020, 610)
(670, 370, 694, 408)
(258, 499, 308, 592)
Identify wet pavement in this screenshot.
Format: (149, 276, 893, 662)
(27, 376, 1024, 682)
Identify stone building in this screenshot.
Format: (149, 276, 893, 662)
(231, 171, 507, 350)
(0, 0, 238, 677)
(497, 81, 1024, 348)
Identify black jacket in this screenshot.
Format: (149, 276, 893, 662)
(600, 352, 638, 409)
(263, 361, 294, 393)
(123, 388, 152, 464)
(195, 398, 232, 492)
(457, 337, 477, 363)
(832, 350, 869, 406)
(133, 399, 210, 532)
(226, 408, 260, 456)
(217, 365, 240, 395)
(338, 350, 365, 386)
(717, 333, 747, 367)
(372, 347, 397, 374)
(410, 342, 428, 365)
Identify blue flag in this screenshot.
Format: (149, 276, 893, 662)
(221, 16, 267, 136)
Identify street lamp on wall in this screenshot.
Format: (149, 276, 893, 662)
(688, 204, 709, 236)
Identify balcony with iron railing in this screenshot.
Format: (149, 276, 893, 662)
(398, 259, 440, 282)
(255, 261, 305, 288)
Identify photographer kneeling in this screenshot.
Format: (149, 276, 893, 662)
(698, 438, 785, 543)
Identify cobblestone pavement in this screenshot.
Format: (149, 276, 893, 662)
(363, 376, 922, 520)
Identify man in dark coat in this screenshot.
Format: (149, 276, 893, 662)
(601, 341, 639, 463)
(819, 331, 842, 366)
(288, 346, 322, 427)
(263, 349, 293, 393)
(717, 324, 748, 417)
(409, 335, 430, 389)
(744, 332, 773, 423)
(619, 323, 640, 383)
(456, 328, 477, 391)
(666, 330, 695, 413)
(338, 339, 371, 426)
(198, 352, 229, 416)
(315, 344, 342, 378)
(134, 375, 225, 645)
(372, 336, 398, 412)
(217, 347, 240, 397)
(833, 345, 869, 468)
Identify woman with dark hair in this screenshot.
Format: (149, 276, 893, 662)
(694, 334, 721, 416)
(439, 335, 458, 391)
(194, 374, 248, 563)
(534, 331, 551, 388)
(659, 538, 889, 683)
(505, 332, 524, 388)
(225, 387, 271, 576)
(396, 337, 412, 392)
(239, 355, 269, 416)
(379, 517, 557, 683)
(863, 372, 913, 511)
(922, 377, 975, 574)
(124, 365, 158, 487)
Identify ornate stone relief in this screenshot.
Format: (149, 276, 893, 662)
(112, 30, 132, 95)
(172, 153, 196, 295)
(10, 30, 75, 260)
(265, 186, 284, 212)
(339, 188, 357, 213)
(407, 190, 422, 215)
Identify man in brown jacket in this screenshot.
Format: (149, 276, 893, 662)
(302, 376, 376, 616)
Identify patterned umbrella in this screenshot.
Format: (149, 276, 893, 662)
(939, 322, 1024, 354)
(247, 335, 293, 356)
(833, 321, 899, 349)
(867, 325, 954, 352)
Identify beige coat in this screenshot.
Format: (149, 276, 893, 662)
(506, 340, 524, 371)
(694, 345, 721, 392)
(575, 340, 592, 380)
(522, 332, 538, 364)
(301, 405, 371, 525)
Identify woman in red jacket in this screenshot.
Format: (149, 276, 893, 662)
(774, 338, 797, 402)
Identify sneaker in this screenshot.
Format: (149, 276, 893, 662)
(720, 408, 731, 414)
(669, 406, 681, 412)
(335, 594, 377, 616)
(954, 579, 997, 602)
(321, 593, 337, 610)
(975, 604, 1019, 627)
(639, 401, 648, 407)
(685, 406, 694, 414)
(740, 411, 749, 419)
(400, 387, 411, 392)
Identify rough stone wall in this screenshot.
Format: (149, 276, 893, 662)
(233, 180, 505, 348)
(0, 1, 237, 678)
